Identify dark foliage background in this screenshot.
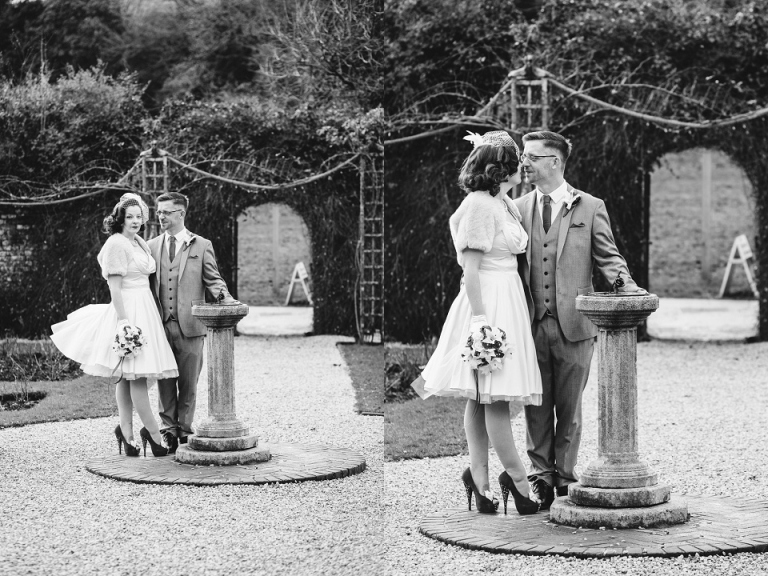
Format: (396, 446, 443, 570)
(383, 0, 768, 342)
(0, 71, 381, 337)
(0, 0, 384, 339)
(0, 0, 383, 111)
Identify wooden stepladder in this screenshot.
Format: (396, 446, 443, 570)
(718, 234, 759, 298)
(285, 262, 313, 306)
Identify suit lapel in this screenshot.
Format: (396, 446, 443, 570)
(178, 234, 196, 280)
(522, 192, 535, 268)
(150, 237, 162, 300)
(556, 184, 577, 262)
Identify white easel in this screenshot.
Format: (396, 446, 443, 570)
(285, 262, 313, 306)
(718, 234, 759, 298)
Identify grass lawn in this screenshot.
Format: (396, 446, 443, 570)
(337, 343, 384, 415)
(0, 375, 114, 428)
(385, 396, 467, 461)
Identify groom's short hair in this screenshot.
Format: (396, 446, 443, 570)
(156, 191, 189, 210)
(522, 131, 572, 163)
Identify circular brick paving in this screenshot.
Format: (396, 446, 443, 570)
(86, 442, 365, 485)
(419, 495, 768, 557)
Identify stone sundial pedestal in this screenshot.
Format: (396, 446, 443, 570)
(549, 293, 689, 529)
(86, 298, 366, 485)
(175, 303, 271, 465)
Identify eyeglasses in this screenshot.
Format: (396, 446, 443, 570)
(156, 209, 183, 217)
(520, 154, 557, 162)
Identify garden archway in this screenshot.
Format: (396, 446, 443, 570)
(649, 148, 755, 298)
(236, 202, 312, 306)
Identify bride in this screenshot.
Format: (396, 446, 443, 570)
(414, 131, 543, 515)
(51, 193, 178, 457)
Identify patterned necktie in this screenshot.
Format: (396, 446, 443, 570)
(169, 236, 176, 262)
(542, 195, 552, 233)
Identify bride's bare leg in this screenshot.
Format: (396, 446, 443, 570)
(464, 399, 491, 493)
(115, 378, 134, 442)
(130, 378, 163, 444)
(485, 401, 531, 497)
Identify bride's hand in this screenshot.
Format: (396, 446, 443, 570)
(469, 314, 488, 332)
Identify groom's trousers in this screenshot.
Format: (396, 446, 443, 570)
(158, 318, 204, 439)
(525, 314, 594, 489)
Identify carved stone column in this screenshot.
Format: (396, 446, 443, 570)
(549, 293, 688, 529)
(175, 303, 270, 465)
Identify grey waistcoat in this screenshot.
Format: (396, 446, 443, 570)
(158, 241, 181, 322)
(530, 200, 564, 320)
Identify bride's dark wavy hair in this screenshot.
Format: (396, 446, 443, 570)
(458, 143, 520, 197)
(102, 199, 145, 235)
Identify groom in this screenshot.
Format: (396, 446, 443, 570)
(148, 191, 237, 453)
(513, 131, 645, 509)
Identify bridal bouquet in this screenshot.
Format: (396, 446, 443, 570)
(112, 323, 147, 359)
(461, 325, 511, 374)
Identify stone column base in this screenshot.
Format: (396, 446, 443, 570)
(175, 444, 271, 466)
(188, 433, 260, 452)
(195, 420, 250, 438)
(550, 497, 689, 529)
(569, 483, 670, 508)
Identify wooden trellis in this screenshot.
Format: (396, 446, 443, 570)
(133, 145, 170, 239)
(507, 55, 550, 132)
(487, 56, 550, 198)
(357, 153, 384, 343)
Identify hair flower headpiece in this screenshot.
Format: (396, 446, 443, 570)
(463, 130, 518, 150)
(116, 193, 149, 222)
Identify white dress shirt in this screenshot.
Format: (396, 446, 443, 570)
(535, 181, 571, 222)
(165, 228, 190, 260)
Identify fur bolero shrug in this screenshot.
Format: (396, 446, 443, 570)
(449, 191, 523, 267)
(97, 233, 153, 280)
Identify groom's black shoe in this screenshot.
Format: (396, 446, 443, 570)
(531, 479, 555, 511)
(162, 432, 179, 454)
(556, 485, 569, 498)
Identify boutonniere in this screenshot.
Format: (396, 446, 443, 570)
(182, 236, 196, 249)
(563, 194, 582, 215)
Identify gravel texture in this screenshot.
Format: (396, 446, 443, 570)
(0, 335, 385, 576)
(3, 338, 768, 575)
(384, 340, 768, 575)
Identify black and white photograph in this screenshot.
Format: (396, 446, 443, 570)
(2, 0, 768, 575)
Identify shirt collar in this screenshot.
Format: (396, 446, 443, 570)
(537, 181, 570, 205)
(166, 228, 189, 244)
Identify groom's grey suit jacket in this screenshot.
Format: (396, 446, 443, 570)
(513, 185, 637, 342)
(148, 232, 229, 338)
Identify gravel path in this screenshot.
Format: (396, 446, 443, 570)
(0, 335, 385, 576)
(384, 340, 768, 575)
(3, 338, 768, 575)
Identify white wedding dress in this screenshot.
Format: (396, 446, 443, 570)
(50, 243, 178, 382)
(420, 209, 542, 404)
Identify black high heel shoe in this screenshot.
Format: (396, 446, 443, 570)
(114, 424, 139, 457)
(139, 427, 169, 457)
(499, 471, 539, 515)
(461, 467, 499, 513)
